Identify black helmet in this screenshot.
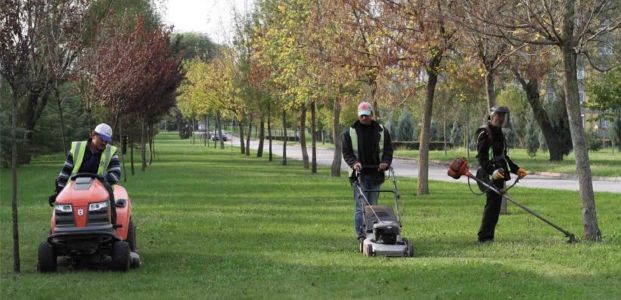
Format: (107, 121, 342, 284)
(490, 106, 510, 116)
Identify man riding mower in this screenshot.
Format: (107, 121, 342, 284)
(38, 123, 140, 272)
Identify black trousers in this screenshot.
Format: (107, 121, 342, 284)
(478, 180, 505, 242)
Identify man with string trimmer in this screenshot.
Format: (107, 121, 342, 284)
(475, 106, 528, 243)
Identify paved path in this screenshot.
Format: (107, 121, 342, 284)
(233, 137, 621, 193)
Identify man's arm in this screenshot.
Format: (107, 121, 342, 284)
(381, 127, 393, 165)
(56, 153, 74, 192)
(104, 154, 121, 185)
(476, 130, 493, 174)
(505, 152, 519, 174)
(342, 129, 358, 167)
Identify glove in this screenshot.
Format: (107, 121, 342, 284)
(378, 162, 389, 171)
(353, 162, 362, 172)
(491, 168, 505, 181)
(517, 167, 527, 179)
(48, 193, 57, 207)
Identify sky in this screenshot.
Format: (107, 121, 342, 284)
(159, 0, 254, 44)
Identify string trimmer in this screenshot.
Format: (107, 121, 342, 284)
(447, 157, 577, 243)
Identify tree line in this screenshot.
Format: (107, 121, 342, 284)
(177, 0, 621, 243)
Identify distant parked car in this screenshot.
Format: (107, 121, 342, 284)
(210, 131, 229, 141)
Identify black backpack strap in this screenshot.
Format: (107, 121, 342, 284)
(476, 125, 492, 144)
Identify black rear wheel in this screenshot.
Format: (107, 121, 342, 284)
(404, 239, 414, 257)
(111, 241, 130, 271)
(127, 219, 137, 252)
(37, 241, 57, 272)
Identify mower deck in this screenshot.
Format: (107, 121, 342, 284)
(362, 236, 412, 257)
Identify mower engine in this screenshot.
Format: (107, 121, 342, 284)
(373, 221, 400, 244)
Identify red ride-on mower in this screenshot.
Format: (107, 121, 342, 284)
(38, 173, 140, 272)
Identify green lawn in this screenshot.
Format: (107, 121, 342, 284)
(395, 147, 621, 177)
(1, 132, 620, 299)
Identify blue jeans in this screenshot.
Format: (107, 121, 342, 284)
(352, 175, 382, 238)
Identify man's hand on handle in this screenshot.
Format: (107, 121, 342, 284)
(491, 168, 505, 181)
(378, 162, 389, 171)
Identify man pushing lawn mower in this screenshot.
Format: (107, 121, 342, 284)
(342, 102, 413, 257)
(342, 101, 394, 244)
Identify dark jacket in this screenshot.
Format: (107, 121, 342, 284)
(342, 120, 393, 178)
(56, 139, 121, 192)
(476, 123, 519, 181)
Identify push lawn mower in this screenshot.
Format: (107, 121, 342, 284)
(447, 157, 577, 243)
(355, 166, 414, 257)
(38, 173, 141, 272)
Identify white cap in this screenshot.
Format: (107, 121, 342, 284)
(94, 123, 112, 143)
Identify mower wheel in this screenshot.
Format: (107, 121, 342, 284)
(404, 239, 414, 257)
(111, 241, 130, 271)
(366, 244, 374, 257)
(127, 219, 137, 252)
(37, 241, 57, 272)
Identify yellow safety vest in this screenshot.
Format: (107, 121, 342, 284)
(70, 141, 117, 176)
(349, 125, 384, 176)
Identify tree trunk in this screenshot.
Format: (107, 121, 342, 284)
(311, 100, 317, 174)
(300, 106, 309, 169)
(152, 126, 156, 160)
(268, 105, 273, 162)
(257, 116, 265, 157)
(140, 118, 146, 171)
(465, 106, 470, 159)
(217, 112, 224, 149)
(331, 96, 343, 177)
(149, 124, 154, 165)
(485, 70, 496, 109)
(238, 121, 245, 154)
(282, 109, 287, 165)
(512, 67, 569, 161)
(119, 116, 127, 182)
(130, 133, 135, 176)
(418, 54, 442, 195)
(368, 78, 380, 119)
(562, 45, 601, 241)
(10, 91, 21, 273)
(245, 115, 252, 156)
(443, 103, 447, 155)
(21, 89, 51, 164)
(55, 87, 68, 155)
(192, 118, 195, 145)
(206, 115, 210, 147)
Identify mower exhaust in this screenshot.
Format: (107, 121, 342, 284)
(448, 157, 577, 244)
